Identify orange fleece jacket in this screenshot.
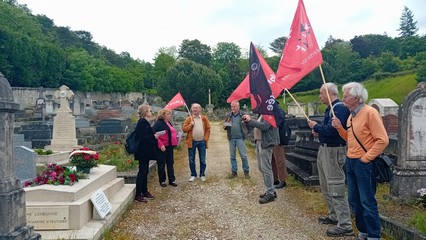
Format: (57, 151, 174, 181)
(336, 105, 389, 162)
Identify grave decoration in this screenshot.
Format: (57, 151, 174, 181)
(69, 147, 99, 173)
(23, 163, 80, 187)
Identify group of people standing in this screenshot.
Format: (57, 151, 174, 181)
(130, 81, 388, 239)
(308, 82, 389, 240)
(133, 103, 211, 203)
(133, 105, 179, 203)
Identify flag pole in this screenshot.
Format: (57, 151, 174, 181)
(184, 104, 193, 122)
(319, 65, 335, 117)
(284, 88, 309, 121)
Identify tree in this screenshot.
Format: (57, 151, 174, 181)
(350, 34, 398, 58)
(397, 6, 418, 37)
(158, 60, 223, 107)
(269, 36, 287, 56)
(378, 51, 401, 73)
(178, 39, 212, 67)
(155, 46, 178, 60)
(152, 53, 176, 89)
(212, 42, 242, 70)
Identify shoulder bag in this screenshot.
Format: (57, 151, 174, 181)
(350, 118, 394, 183)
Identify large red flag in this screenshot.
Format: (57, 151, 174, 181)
(226, 75, 250, 103)
(164, 92, 186, 110)
(276, 0, 323, 89)
(227, 69, 284, 103)
(249, 42, 283, 128)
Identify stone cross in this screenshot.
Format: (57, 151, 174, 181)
(0, 72, 41, 239)
(54, 85, 74, 113)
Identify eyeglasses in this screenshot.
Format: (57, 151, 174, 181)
(342, 95, 354, 100)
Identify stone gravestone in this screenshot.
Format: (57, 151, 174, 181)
(45, 85, 79, 152)
(34, 87, 46, 121)
(14, 146, 37, 183)
(0, 72, 41, 239)
(390, 82, 426, 201)
(368, 98, 399, 136)
(287, 101, 306, 118)
(18, 121, 52, 149)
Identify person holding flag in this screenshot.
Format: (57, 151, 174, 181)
(242, 42, 281, 204)
(308, 83, 353, 237)
(182, 103, 211, 182)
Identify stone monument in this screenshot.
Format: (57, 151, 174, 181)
(390, 82, 426, 201)
(0, 72, 41, 239)
(45, 85, 79, 152)
(206, 89, 214, 115)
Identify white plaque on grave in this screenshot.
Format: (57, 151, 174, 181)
(26, 206, 69, 230)
(91, 189, 112, 219)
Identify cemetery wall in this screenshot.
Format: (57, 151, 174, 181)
(12, 87, 147, 111)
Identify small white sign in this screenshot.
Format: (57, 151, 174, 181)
(90, 190, 112, 219)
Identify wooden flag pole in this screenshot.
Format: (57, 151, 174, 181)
(319, 64, 335, 117)
(184, 104, 193, 122)
(284, 88, 309, 121)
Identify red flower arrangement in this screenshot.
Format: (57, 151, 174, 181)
(23, 163, 79, 187)
(69, 147, 100, 168)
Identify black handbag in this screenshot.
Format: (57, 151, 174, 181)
(350, 118, 394, 183)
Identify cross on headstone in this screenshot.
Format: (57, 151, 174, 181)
(54, 85, 74, 113)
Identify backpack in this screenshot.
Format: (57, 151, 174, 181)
(124, 129, 139, 154)
(279, 119, 291, 145)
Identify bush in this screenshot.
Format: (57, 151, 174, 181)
(98, 141, 138, 172)
(34, 149, 53, 155)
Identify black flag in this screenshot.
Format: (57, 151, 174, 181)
(249, 42, 282, 128)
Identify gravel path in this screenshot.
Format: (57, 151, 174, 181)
(110, 122, 354, 240)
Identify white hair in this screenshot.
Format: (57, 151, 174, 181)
(342, 82, 368, 104)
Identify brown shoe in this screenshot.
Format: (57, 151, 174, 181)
(143, 192, 154, 200)
(135, 195, 147, 203)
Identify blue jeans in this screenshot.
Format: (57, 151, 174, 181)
(229, 138, 249, 173)
(188, 140, 206, 177)
(346, 157, 381, 239)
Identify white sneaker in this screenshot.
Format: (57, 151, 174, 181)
(189, 176, 196, 182)
(200, 176, 206, 181)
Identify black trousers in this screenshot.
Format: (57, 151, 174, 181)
(157, 146, 176, 184)
(136, 159, 149, 196)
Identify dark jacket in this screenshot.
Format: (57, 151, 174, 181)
(223, 110, 248, 140)
(134, 118, 157, 161)
(313, 99, 350, 145)
(153, 119, 173, 147)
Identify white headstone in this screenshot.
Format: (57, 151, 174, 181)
(45, 85, 80, 152)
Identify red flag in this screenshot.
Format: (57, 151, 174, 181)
(164, 92, 186, 110)
(227, 66, 284, 103)
(226, 75, 250, 103)
(276, 0, 323, 89)
(249, 42, 283, 128)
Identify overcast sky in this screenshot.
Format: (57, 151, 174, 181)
(17, 0, 426, 63)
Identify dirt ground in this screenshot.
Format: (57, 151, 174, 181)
(107, 121, 367, 240)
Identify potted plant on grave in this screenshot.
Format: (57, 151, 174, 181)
(69, 147, 99, 174)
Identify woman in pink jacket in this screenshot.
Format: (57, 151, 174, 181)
(153, 108, 179, 187)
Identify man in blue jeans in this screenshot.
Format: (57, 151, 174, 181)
(223, 100, 250, 179)
(183, 103, 211, 182)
